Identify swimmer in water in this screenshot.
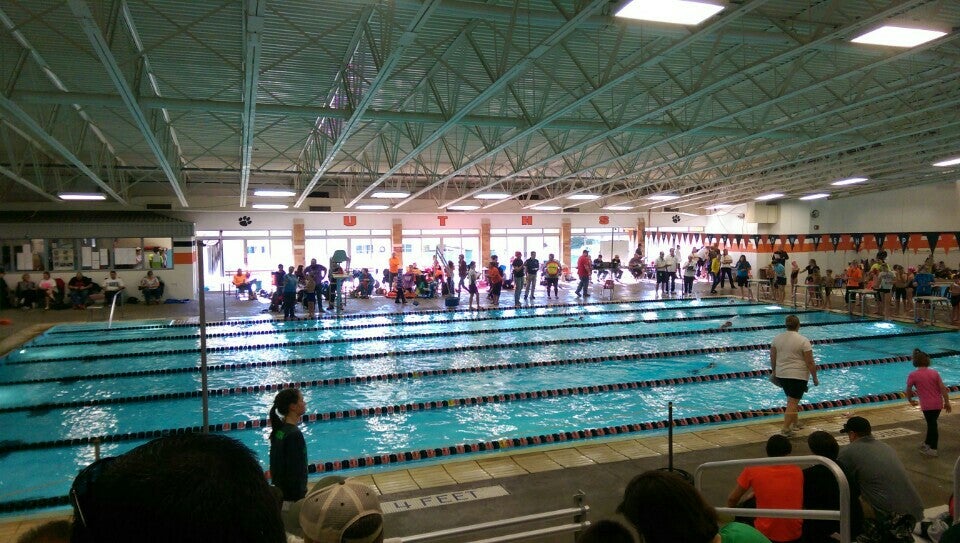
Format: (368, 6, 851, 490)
(719, 321, 733, 329)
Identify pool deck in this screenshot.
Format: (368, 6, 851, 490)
(1, 278, 957, 542)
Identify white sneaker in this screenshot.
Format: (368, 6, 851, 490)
(920, 444, 939, 457)
(791, 422, 805, 431)
(779, 428, 795, 437)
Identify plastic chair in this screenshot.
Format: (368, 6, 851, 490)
(600, 279, 615, 300)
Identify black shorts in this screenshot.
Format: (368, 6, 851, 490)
(780, 378, 809, 400)
(736, 275, 748, 287)
(952, 294, 960, 307)
(545, 277, 559, 286)
(775, 277, 787, 286)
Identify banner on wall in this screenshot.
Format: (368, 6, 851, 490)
(719, 234, 729, 247)
(752, 234, 762, 249)
(809, 234, 822, 251)
(829, 233, 842, 252)
(925, 232, 940, 252)
(766, 234, 778, 247)
(851, 233, 863, 253)
(734, 234, 743, 248)
(873, 233, 887, 250)
(786, 234, 798, 250)
(897, 233, 910, 253)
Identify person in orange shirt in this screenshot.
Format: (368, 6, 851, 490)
(727, 435, 803, 543)
(387, 252, 402, 286)
(232, 268, 253, 300)
(844, 261, 863, 314)
(486, 261, 503, 305)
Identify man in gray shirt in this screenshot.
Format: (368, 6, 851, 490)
(837, 416, 923, 543)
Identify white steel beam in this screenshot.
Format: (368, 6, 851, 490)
(67, 0, 189, 207)
(345, 0, 610, 209)
(0, 94, 126, 203)
(294, 0, 441, 208)
(239, 0, 267, 208)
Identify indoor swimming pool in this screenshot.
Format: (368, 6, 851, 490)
(1, 298, 958, 512)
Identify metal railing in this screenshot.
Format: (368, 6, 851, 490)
(696, 456, 852, 543)
(400, 492, 589, 543)
(954, 455, 959, 524)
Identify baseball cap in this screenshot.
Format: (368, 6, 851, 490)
(294, 478, 383, 543)
(839, 416, 871, 434)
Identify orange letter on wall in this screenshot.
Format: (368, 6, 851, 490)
(599, 215, 609, 225)
(521, 215, 533, 225)
(437, 215, 448, 226)
(343, 216, 357, 226)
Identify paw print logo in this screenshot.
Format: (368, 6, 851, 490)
(238, 215, 252, 227)
(672, 214, 681, 223)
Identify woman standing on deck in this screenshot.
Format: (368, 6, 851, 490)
(269, 388, 308, 501)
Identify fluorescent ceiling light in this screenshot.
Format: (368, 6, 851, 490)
(370, 191, 410, 198)
(603, 205, 634, 211)
(355, 204, 389, 210)
(799, 193, 830, 201)
(831, 177, 868, 186)
(253, 189, 295, 197)
(448, 205, 480, 211)
(754, 193, 784, 201)
(251, 204, 288, 210)
(475, 192, 511, 200)
(933, 156, 960, 167)
(58, 192, 106, 201)
(646, 194, 679, 201)
(615, 0, 724, 26)
(567, 194, 599, 201)
(705, 203, 732, 209)
(531, 205, 561, 211)
(852, 25, 947, 47)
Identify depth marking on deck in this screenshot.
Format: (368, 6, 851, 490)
(835, 426, 918, 445)
(382, 485, 509, 514)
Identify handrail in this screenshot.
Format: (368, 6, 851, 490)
(954, 455, 959, 523)
(400, 492, 588, 543)
(695, 455, 851, 543)
(107, 290, 121, 329)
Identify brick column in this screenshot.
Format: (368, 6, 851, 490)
(561, 219, 571, 266)
(392, 219, 403, 268)
(293, 219, 305, 265)
(637, 217, 645, 256)
(480, 219, 491, 265)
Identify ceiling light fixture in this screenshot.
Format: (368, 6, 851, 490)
(370, 191, 410, 199)
(253, 189, 295, 197)
(475, 192, 511, 200)
(799, 193, 830, 201)
(933, 156, 960, 167)
(58, 192, 106, 201)
(754, 193, 784, 201)
(603, 205, 634, 211)
(355, 204, 389, 210)
(646, 194, 679, 201)
(531, 205, 561, 211)
(615, 0, 724, 26)
(448, 205, 480, 211)
(831, 177, 868, 186)
(567, 194, 599, 201)
(251, 204, 288, 210)
(705, 203, 732, 209)
(851, 25, 947, 47)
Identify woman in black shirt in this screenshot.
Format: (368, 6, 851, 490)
(269, 388, 308, 501)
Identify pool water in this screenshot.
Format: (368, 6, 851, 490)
(1, 299, 957, 512)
